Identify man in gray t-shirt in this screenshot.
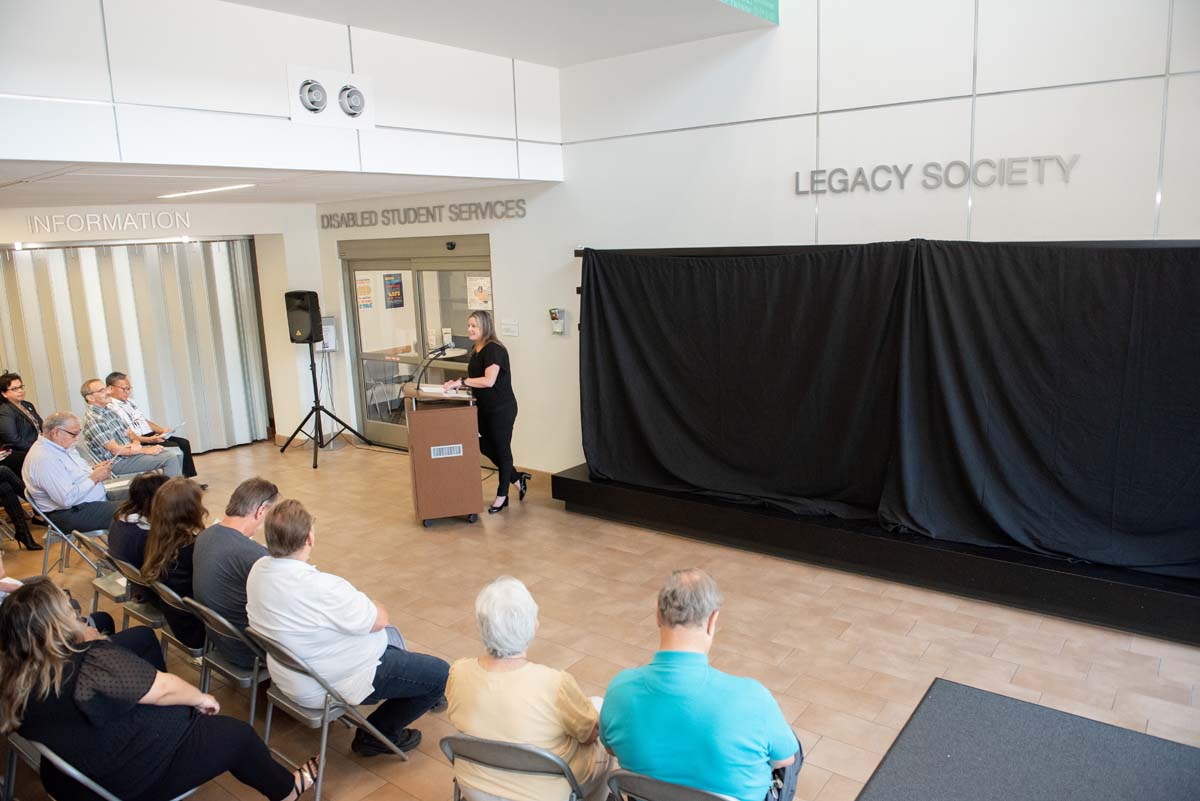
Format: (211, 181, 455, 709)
(193, 477, 278, 668)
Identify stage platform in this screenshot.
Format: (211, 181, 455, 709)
(552, 464, 1200, 646)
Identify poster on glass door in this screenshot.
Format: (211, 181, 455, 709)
(467, 275, 493, 310)
(383, 273, 405, 308)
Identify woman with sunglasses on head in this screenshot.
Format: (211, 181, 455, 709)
(0, 577, 319, 801)
(443, 310, 531, 514)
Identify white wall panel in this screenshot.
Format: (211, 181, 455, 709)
(515, 60, 562, 143)
(561, 0, 816, 142)
(817, 99, 972, 244)
(971, 79, 1164, 241)
(0, 0, 111, 100)
(116, 105, 359, 171)
(352, 28, 515, 139)
(105, 0, 349, 117)
(359, 128, 518, 179)
(1158, 73, 1200, 238)
(0, 98, 120, 162)
(561, 116, 817, 247)
(518, 142, 564, 181)
(977, 0, 1169, 93)
(820, 0, 974, 111)
(1172, 0, 1200, 73)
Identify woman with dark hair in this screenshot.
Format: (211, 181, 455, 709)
(0, 373, 43, 476)
(443, 310, 531, 514)
(0, 577, 319, 801)
(108, 472, 170, 601)
(142, 477, 206, 648)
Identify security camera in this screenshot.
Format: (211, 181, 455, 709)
(445, 241, 457, 251)
(339, 85, 366, 117)
(299, 80, 327, 113)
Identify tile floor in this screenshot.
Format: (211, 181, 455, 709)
(3, 440, 1199, 801)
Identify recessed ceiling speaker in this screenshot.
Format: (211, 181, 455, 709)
(339, 85, 365, 117)
(298, 80, 327, 113)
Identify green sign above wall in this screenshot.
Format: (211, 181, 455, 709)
(720, 0, 778, 24)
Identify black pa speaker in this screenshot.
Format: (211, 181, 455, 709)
(285, 290, 323, 344)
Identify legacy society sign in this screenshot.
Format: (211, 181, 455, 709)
(795, 154, 1080, 195)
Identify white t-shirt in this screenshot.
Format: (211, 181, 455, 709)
(246, 556, 387, 707)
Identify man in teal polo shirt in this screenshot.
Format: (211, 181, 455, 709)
(600, 569, 801, 801)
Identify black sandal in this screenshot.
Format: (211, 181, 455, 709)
(291, 756, 320, 798)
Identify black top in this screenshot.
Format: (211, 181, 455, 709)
(0, 400, 42, 454)
(152, 543, 206, 649)
(468, 341, 516, 415)
(108, 518, 151, 602)
(18, 640, 195, 800)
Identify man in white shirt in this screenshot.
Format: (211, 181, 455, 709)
(22, 412, 120, 532)
(105, 372, 200, 483)
(246, 499, 449, 757)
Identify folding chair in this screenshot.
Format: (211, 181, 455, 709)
(2, 733, 39, 801)
(73, 535, 128, 615)
(245, 626, 409, 801)
(150, 581, 206, 668)
(440, 734, 589, 801)
(608, 770, 737, 801)
(23, 492, 103, 576)
(182, 597, 270, 724)
(23, 737, 196, 801)
(106, 555, 166, 633)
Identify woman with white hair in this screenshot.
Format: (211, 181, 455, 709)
(447, 576, 610, 801)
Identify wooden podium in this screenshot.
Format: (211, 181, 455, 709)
(403, 384, 482, 527)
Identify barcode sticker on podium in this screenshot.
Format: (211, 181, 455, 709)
(431, 444, 463, 459)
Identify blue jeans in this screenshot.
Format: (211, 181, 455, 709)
(360, 646, 449, 737)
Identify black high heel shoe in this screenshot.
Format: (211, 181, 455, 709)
(16, 529, 43, 551)
(515, 472, 532, 501)
(488, 496, 510, 514)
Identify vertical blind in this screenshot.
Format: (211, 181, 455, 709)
(0, 239, 269, 453)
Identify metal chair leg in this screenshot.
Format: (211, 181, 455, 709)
(247, 659, 260, 725)
(263, 698, 274, 744)
(3, 745, 17, 801)
(315, 697, 332, 801)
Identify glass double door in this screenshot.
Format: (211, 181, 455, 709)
(346, 258, 489, 447)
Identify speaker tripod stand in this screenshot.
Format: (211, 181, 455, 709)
(281, 341, 371, 468)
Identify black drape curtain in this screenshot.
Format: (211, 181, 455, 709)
(579, 241, 1200, 578)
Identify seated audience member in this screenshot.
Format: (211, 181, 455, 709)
(106, 371, 202, 484)
(0, 464, 42, 549)
(0, 577, 319, 801)
(247, 499, 449, 757)
(80, 378, 183, 478)
(141, 477, 207, 649)
(447, 576, 611, 801)
(0, 372, 43, 476)
(108, 472, 171, 602)
(194, 477, 278, 668)
(601, 569, 801, 801)
(22, 412, 120, 533)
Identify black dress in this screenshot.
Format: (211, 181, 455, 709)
(18, 640, 294, 801)
(18, 641, 195, 800)
(469, 341, 519, 497)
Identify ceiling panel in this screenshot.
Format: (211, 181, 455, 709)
(0, 160, 535, 207)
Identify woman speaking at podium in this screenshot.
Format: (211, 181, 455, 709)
(444, 310, 530, 514)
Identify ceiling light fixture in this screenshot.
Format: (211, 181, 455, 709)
(157, 183, 256, 199)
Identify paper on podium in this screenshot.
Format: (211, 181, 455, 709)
(403, 383, 473, 401)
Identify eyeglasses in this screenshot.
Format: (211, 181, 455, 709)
(6, 384, 23, 391)
(59, 429, 82, 438)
